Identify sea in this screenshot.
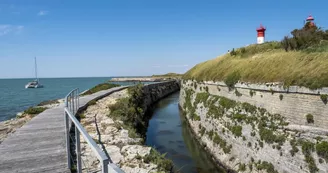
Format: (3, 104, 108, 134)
(0, 77, 148, 122)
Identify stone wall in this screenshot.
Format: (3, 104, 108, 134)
(192, 80, 328, 129)
(143, 80, 180, 111)
(179, 80, 328, 173)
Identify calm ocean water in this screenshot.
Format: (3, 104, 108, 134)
(0, 77, 147, 122)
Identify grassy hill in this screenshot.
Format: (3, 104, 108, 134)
(183, 41, 328, 89)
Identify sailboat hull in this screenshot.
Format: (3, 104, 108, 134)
(25, 82, 43, 89)
(25, 57, 44, 89)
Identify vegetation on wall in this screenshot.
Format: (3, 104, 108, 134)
(306, 114, 314, 124)
(182, 83, 328, 173)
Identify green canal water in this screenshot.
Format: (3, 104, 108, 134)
(146, 92, 227, 173)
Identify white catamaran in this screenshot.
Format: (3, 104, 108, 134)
(25, 57, 43, 89)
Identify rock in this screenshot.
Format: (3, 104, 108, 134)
(105, 145, 123, 164)
(121, 145, 151, 160)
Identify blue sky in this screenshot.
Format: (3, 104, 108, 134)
(0, 0, 326, 78)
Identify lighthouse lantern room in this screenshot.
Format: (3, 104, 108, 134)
(256, 24, 266, 44)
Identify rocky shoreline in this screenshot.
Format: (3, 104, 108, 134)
(0, 98, 64, 144)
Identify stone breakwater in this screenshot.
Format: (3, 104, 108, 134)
(179, 80, 328, 173)
(79, 81, 180, 173)
(110, 77, 162, 82)
(0, 99, 64, 143)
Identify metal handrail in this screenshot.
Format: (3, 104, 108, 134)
(64, 88, 124, 173)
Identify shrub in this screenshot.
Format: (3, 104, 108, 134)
(107, 84, 145, 137)
(24, 107, 47, 115)
(256, 161, 278, 173)
(316, 141, 328, 161)
(239, 163, 246, 172)
(231, 125, 242, 137)
(251, 131, 256, 137)
(249, 90, 255, 97)
(240, 47, 246, 54)
(88, 99, 97, 106)
(199, 127, 206, 136)
(233, 113, 246, 122)
(259, 127, 285, 144)
(207, 130, 214, 139)
(279, 94, 283, 101)
(205, 86, 209, 92)
(229, 157, 235, 161)
(219, 97, 237, 110)
(320, 94, 328, 104)
(235, 89, 242, 97)
(281, 22, 328, 52)
(224, 71, 241, 89)
(230, 48, 237, 56)
(248, 142, 252, 147)
(143, 149, 173, 172)
(82, 83, 120, 96)
(79, 113, 86, 119)
(306, 114, 314, 124)
(300, 140, 318, 173)
(259, 141, 263, 148)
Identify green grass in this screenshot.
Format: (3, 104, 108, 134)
(24, 107, 47, 115)
(82, 83, 120, 96)
(183, 42, 328, 89)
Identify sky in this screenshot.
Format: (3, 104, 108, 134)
(0, 0, 327, 78)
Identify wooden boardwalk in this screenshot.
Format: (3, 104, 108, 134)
(0, 86, 128, 173)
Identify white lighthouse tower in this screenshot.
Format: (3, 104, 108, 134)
(256, 24, 266, 44)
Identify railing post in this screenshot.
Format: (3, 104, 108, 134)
(64, 108, 71, 169)
(102, 159, 109, 173)
(76, 126, 82, 173)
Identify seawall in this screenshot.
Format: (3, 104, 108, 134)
(78, 80, 180, 172)
(179, 80, 328, 173)
(143, 80, 180, 112)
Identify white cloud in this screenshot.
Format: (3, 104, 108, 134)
(38, 10, 48, 16)
(0, 25, 24, 36)
(152, 65, 161, 68)
(168, 64, 189, 68)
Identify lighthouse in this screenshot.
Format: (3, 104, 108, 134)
(256, 24, 266, 44)
(306, 15, 315, 27)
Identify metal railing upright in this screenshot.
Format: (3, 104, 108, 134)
(64, 88, 124, 173)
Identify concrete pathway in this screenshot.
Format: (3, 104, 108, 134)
(0, 86, 128, 173)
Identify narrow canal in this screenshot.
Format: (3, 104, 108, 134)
(146, 92, 226, 173)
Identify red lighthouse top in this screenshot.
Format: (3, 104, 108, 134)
(256, 24, 266, 38)
(306, 15, 314, 21)
(256, 24, 266, 32)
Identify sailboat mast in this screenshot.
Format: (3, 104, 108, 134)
(35, 57, 38, 82)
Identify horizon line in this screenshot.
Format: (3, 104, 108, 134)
(0, 75, 155, 80)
